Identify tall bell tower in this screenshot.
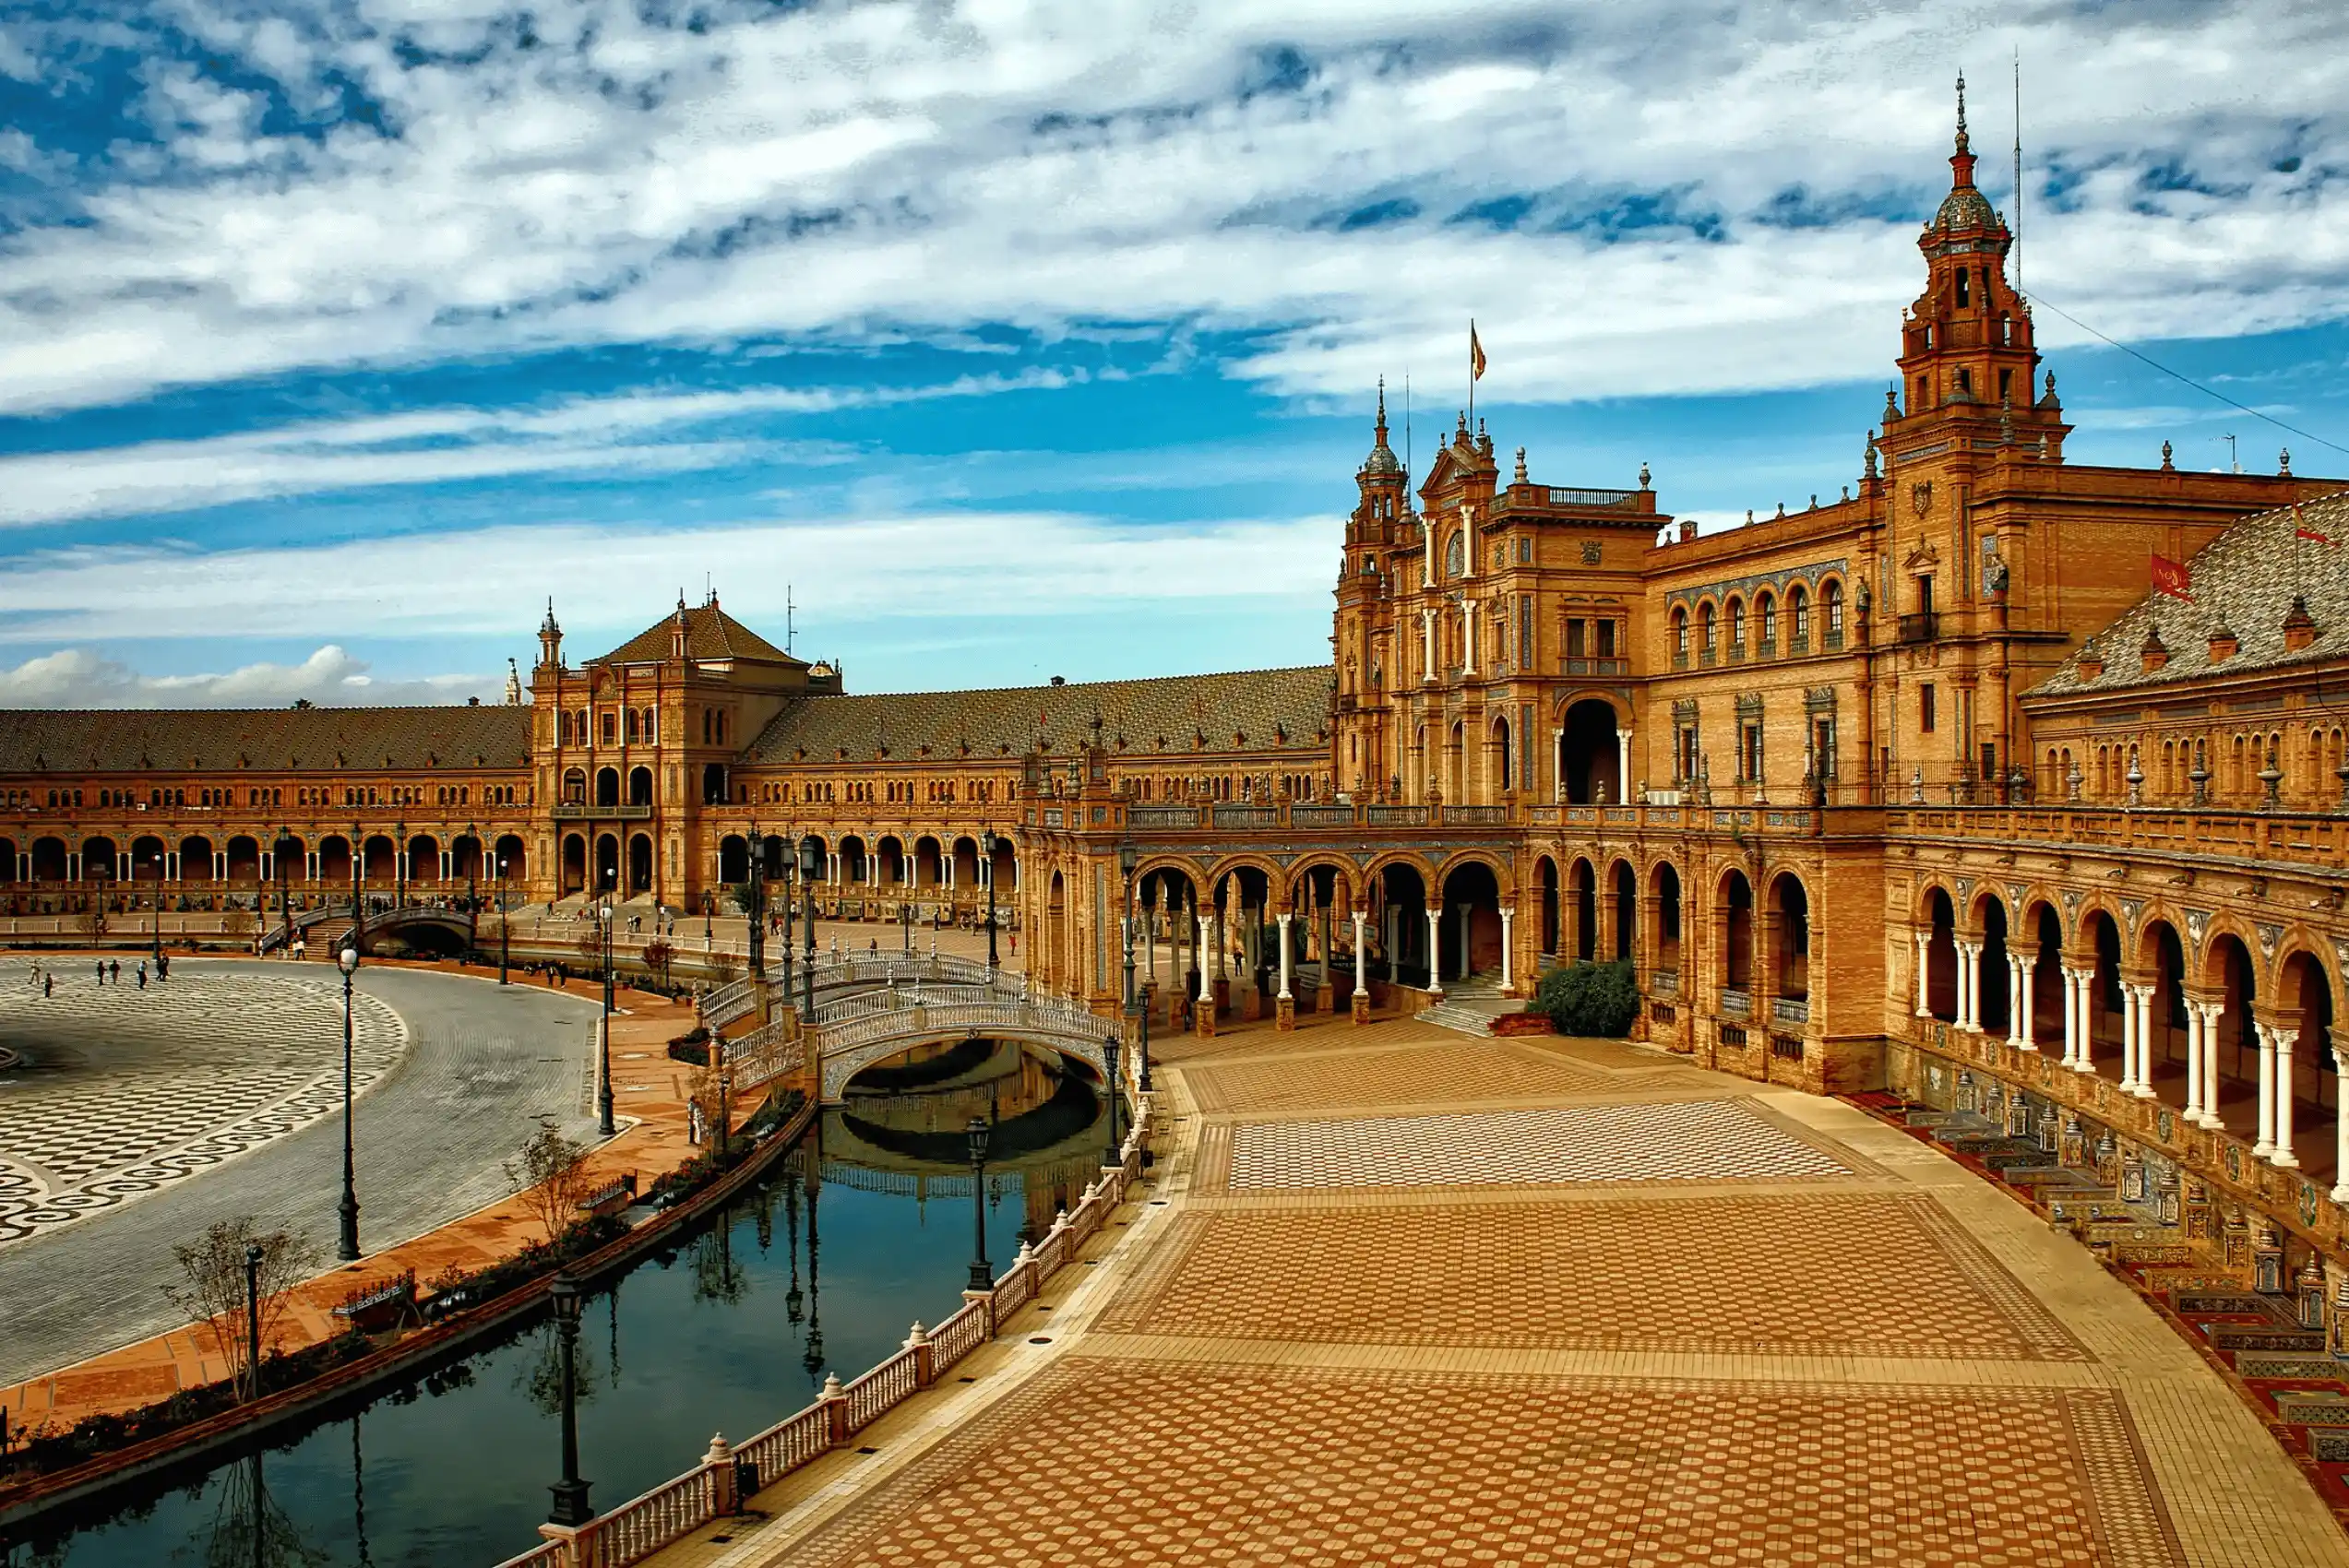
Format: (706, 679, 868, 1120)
(1332, 382, 1409, 799)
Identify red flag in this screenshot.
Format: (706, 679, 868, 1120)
(1469, 321, 1486, 382)
(2294, 504, 2335, 545)
(2151, 553, 2193, 602)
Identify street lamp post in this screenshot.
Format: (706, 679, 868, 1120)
(464, 821, 479, 956)
(1103, 1035, 1122, 1165)
(497, 856, 511, 984)
(243, 1242, 265, 1402)
(746, 824, 765, 979)
(597, 881, 617, 1137)
(798, 838, 819, 1017)
(1118, 843, 1151, 1092)
(149, 861, 162, 966)
(965, 1117, 992, 1292)
(337, 946, 362, 1261)
(545, 1272, 594, 1526)
(350, 822, 364, 955)
(981, 827, 998, 972)
(276, 830, 292, 956)
(394, 820, 406, 909)
(778, 837, 795, 993)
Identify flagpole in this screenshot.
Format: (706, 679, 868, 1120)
(1466, 318, 1474, 436)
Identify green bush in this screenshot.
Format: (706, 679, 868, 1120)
(1532, 959, 1640, 1039)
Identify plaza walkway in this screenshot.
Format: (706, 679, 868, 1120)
(640, 1007, 2349, 1568)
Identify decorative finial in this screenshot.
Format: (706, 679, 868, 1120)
(1955, 71, 1969, 150)
(2280, 447, 2292, 476)
(1512, 445, 1527, 484)
(1638, 461, 1651, 491)
(1864, 434, 1879, 480)
(1376, 375, 1386, 427)
(2160, 439, 2174, 470)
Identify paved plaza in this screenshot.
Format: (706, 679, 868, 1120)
(0, 959, 601, 1387)
(642, 1010, 2349, 1568)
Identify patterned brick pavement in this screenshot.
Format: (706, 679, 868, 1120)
(781, 1360, 2176, 1568)
(1220, 1099, 1850, 1192)
(1096, 1191, 2087, 1360)
(1181, 1039, 1609, 1116)
(0, 966, 406, 1243)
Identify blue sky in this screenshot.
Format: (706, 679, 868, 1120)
(1, 0, 2345, 707)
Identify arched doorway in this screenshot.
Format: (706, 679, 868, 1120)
(1557, 699, 1621, 804)
(495, 835, 527, 883)
(1923, 889, 1957, 1021)
(560, 834, 587, 896)
(1975, 897, 2009, 1037)
(628, 766, 653, 807)
(1771, 873, 1809, 1001)
(2279, 949, 2339, 1176)
(1611, 860, 1638, 961)
(595, 767, 621, 808)
(1569, 859, 1597, 962)
(2140, 920, 2188, 1107)
(362, 836, 397, 885)
(1438, 860, 1504, 984)
(1721, 871, 1754, 992)
(1377, 861, 1431, 987)
(408, 835, 440, 885)
(1652, 862, 1682, 977)
(594, 833, 620, 897)
(1537, 857, 1559, 955)
(183, 837, 217, 883)
(2085, 910, 2124, 1083)
(2205, 934, 2260, 1140)
(225, 835, 260, 881)
(83, 837, 119, 880)
(628, 833, 654, 896)
(718, 835, 749, 885)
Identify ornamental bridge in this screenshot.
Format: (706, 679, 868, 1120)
(703, 953, 1118, 1106)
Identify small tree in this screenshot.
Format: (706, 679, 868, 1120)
(643, 937, 674, 989)
(75, 897, 108, 941)
(1532, 958, 1640, 1039)
(505, 1123, 595, 1245)
(575, 924, 605, 969)
(165, 1220, 320, 1400)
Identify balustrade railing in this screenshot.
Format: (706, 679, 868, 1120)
(844, 1350, 920, 1431)
(1720, 988, 1752, 1017)
(1771, 996, 1810, 1025)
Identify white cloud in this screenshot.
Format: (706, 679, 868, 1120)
(0, 645, 490, 707)
(0, 368, 1072, 526)
(0, 0, 2342, 413)
(0, 509, 1339, 649)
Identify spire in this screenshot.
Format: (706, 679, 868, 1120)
(1949, 71, 1978, 190)
(1376, 376, 1388, 444)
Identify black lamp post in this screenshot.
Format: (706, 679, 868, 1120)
(464, 821, 479, 955)
(545, 1272, 594, 1526)
(597, 877, 616, 1137)
(981, 826, 999, 972)
(1119, 843, 1139, 1011)
(149, 861, 162, 966)
(1103, 1036, 1122, 1165)
(965, 1116, 992, 1291)
(243, 1242, 265, 1401)
(778, 834, 795, 993)
(337, 945, 362, 1261)
(276, 829, 292, 956)
(496, 855, 511, 984)
(797, 837, 819, 1017)
(746, 823, 765, 979)
(350, 823, 364, 954)
(394, 820, 406, 909)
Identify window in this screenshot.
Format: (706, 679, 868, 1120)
(1672, 609, 1688, 656)
(1956, 368, 1972, 397)
(1699, 603, 1716, 649)
(1997, 367, 2012, 404)
(1758, 594, 1776, 647)
(1739, 723, 1763, 783)
(1955, 268, 1970, 308)
(1595, 620, 1616, 658)
(1445, 531, 1465, 579)
(1726, 598, 1746, 647)
(1824, 581, 1844, 636)
(1517, 536, 1532, 564)
(1790, 586, 1809, 640)
(1568, 619, 1586, 658)
(1921, 683, 1938, 733)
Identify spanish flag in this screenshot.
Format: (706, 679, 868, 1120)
(1470, 321, 1486, 382)
(2294, 504, 2335, 546)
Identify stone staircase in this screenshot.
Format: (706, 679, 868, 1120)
(1420, 972, 1521, 1037)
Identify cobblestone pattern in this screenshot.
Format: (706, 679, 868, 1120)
(0, 966, 406, 1244)
(1181, 1039, 1608, 1116)
(1221, 1099, 1851, 1193)
(1096, 1192, 2089, 1360)
(783, 1360, 2179, 1568)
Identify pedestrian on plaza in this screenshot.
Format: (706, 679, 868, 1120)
(109, 959, 120, 984)
(137, 962, 147, 990)
(157, 952, 169, 980)
(42, 974, 53, 998)
(94, 958, 104, 986)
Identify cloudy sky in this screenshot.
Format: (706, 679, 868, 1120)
(2, 0, 2345, 707)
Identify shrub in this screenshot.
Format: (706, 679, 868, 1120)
(1532, 959, 1640, 1039)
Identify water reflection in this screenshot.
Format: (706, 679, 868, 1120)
(1, 1042, 1103, 1568)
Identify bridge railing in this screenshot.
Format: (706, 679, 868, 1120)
(724, 1017, 804, 1091)
(699, 974, 760, 1030)
(511, 1104, 1152, 1568)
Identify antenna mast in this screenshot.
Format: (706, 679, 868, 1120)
(786, 583, 795, 653)
(2012, 49, 2024, 295)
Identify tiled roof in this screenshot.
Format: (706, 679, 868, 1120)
(2027, 490, 2349, 699)
(0, 706, 531, 775)
(589, 600, 801, 667)
(743, 667, 1335, 763)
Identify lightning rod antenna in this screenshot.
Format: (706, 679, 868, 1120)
(2012, 48, 2024, 296)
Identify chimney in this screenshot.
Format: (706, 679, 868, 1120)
(2140, 623, 2168, 675)
(2076, 636, 2104, 682)
(2283, 594, 2319, 652)
(2208, 612, 2237, 663)
(1678, 518, 1697, 543)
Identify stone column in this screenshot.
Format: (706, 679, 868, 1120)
(2199, 1003, 2226, 1129)
(1351, 909, 1371, 1024)
(1195, 915, 1216, 1038)
(1455, 903, 1473, 983)
(2273, 1027, 2301, 1167)
(1961, 942, 1981, 1031)
(2254, 1024, 2278, 1159)
(2005, 955, 2027, 1051)
(1421, 610, 1437, 685)
(1914, 932, 1932, 1017)
(1616, 730, 1632, 804)
(1425, 906, 1444, 999)
(1498, 908, 1515, 992)
(2132, 985, 2159, 1099)
(2119, 983, 2141, 1093)
(2183, 1003, 2205, 1122)
(1462, 601, 1478, 677)
(2058, 968, 2081, 1068)
(1276, 913, 1294, 1001)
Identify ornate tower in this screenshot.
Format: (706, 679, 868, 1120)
(1332, 383, 1409, 797)
(537, 600, 564, 672)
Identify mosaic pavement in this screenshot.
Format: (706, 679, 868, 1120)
(781, 1360, 2179, 1568)
(1179, 1038, 1609, 1116)
(0, 965, 407, 1243)
(1220, 1099, 1851, 1192)
(1096, 1190, 2089, 1360)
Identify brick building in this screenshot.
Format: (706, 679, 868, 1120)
(3, 91, 2345, 1271)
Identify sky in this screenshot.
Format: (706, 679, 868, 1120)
(1, 0, 2345, 709)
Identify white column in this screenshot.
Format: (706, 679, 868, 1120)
(1456, 903, 1473, 981)
(2273, 1028, 2301, 1167)
(1616, 731, 1632, 805)
(2118, 983, 2140, 1092)
(1462, 601, 1478, 676)
(2200, 1004, 2226, 1128)
(1276, 913, 1293, 1001)
(2183, 1004, 2205, 1122)
(1914, 933, 1932, 1016)
(1352, 911, 1368, 998)
(2006, 956, 2026, 1051)
(1424, 516, 1436, 588)
(1499, 908, 1515, 991)
(2131, 985, 2158, 1099)
(2058, 969, 2080, 1067)
(1959, 943, 1981, 1031)
(1425, 907, 1444, 997)
(2254, 1024, 2278, 1158)
(1552, 731, 1565, 802)
(2333, 1058, 2349, 1203)
(1197, 919, 1212, 1004)
(1422, 610, 1437, 684)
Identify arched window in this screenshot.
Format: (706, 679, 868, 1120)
(1790, 585, 1810, 642)
(626, 708, 640, 744)
(1824, 580, 1845, 636)
(1672, 608, 1688, 656)
(1757, 592, 1776, 648)
(1444, 530, 1465, 580)
(1699, 602, 1717, 651)
(1726, 597, 1746, 649)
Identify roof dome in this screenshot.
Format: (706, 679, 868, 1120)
(1933, 184, 1998, 232)
(1363, 440, 1403, 478)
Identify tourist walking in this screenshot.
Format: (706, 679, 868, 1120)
(136, 962, 147, 991)
(42, 973, 53, 998)
(109, 959, 120, 985)
(94, 959, 104, 986)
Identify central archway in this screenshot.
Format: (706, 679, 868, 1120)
(1557, 698, 1622, 804)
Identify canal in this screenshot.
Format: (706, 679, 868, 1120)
(3, 1041, 1110, 1568)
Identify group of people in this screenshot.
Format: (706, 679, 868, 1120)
(23, 951, 169, 998)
